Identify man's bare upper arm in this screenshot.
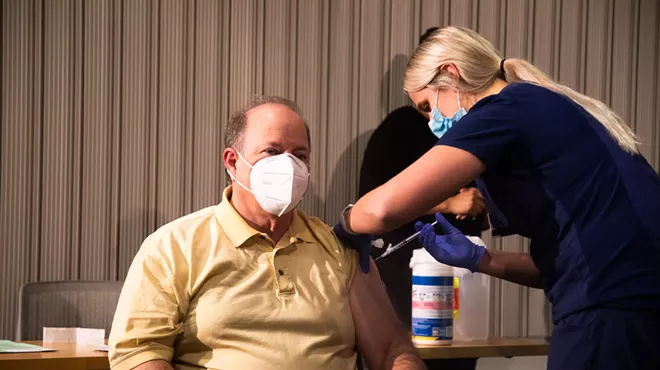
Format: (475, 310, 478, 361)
(348, 259, 425, 369)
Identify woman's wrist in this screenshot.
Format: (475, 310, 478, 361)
(340, 204, 357, 235)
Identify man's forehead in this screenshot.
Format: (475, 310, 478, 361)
(243, 104, 309, 148)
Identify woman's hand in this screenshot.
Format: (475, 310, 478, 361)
(445, 187, 486, 219)
(415, 213, 486, 272)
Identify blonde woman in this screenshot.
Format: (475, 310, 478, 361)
(333, 26, 660, 369)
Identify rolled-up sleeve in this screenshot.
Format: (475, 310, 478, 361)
(109, 233, 189, 370)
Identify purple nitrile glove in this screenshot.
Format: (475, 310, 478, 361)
(414, 212, 486, 272)
(333, 221, 373, 274)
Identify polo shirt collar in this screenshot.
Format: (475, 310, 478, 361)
(215, 186, 316, 247)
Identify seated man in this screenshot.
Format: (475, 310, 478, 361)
(108, 95, 426, 370)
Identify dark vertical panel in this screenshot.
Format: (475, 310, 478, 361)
(0, 0, 36, 340)
(296, 0, 327, 218)
(324, 0, 356, 222)
(80, 0, 113, 280)
(40, 0, 76, 280)
(157, 0, 186, 227)
(118, 0, 151, 278)
(192, 0, 225, 211)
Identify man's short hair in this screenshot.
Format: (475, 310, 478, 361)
(419, 27, 439, 45)
(225, 95, 311, 150)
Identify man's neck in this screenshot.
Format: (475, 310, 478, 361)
(229, 187, 293, 244)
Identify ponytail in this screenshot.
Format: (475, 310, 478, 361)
(502, 58, 640, 154)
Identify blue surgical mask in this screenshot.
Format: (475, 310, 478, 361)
(428, 90, 467, 139)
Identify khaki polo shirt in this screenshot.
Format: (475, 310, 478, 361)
(109, 186, 359, 370)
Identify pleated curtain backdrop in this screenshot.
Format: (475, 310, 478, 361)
(1, 0, 659, 340)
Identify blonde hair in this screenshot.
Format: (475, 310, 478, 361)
(404, 26, 640, 154)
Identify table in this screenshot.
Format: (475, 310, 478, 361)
(0, 341, 109, 370)
(0, 338, 549, 369)
(416, 337, 551, 359)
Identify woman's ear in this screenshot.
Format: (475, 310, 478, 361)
(441, 63, 461, 82)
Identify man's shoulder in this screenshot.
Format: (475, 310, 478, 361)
(294, 210, 359, 268)
(139, 204, 220, 254)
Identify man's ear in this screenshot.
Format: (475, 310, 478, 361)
(222, 148, 238, 178)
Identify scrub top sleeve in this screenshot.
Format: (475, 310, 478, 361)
(436, 104, 524, 171)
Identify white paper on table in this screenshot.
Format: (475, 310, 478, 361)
(94, 344, 109, 352)
(43, 327, 105, 346)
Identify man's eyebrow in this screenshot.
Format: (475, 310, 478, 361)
(261, 141, 283, 149)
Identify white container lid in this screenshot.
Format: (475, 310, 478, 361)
(410, 248, 452, 269)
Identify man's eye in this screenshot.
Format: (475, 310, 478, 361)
(265, 149, 279, 155)
(296, 154, 308, 161)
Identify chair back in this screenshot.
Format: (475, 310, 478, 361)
(16, 280, 124, 341)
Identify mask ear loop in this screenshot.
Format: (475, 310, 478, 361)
(226, 150, 254, 193)
(456, 91, 464, 112)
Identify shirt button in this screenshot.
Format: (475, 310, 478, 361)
(278, 269, 285, 276)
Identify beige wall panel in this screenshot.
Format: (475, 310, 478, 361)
(1, 0, 35, 339)
(192, 0, 226, 211)
(499, 0, 532, 338)
(357, 0, 387, 176)
(79, 0, 114, 280)
(419, 0, 445, 33)
(325, 0, 358, 222)
(296, 0, 327, 218)
(635, 0, 660, 168)
(228, 0, 259, 114)
(585, 0, 610, 101)
(157, 0, 187, 227)
(449, 0, 475, 28)
(40, 0, 76, 280)
(531, 0, 558, 77)
(389, 0, 416, 111)
(1, 0, 659, 340)
(558, 0, 584, 89)
(117, 0, 152, 278)
(477, 0, 503, 49)
(610, 0, 637, 126)
(28, 0, 45, 285)
(264, 0, 292, 98)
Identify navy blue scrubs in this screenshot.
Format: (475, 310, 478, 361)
(438, 82, 660, 369)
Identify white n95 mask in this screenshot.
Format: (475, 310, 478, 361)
(227, 151, 310, 217)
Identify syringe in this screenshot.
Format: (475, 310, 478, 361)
(374, 220, 438, 261)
